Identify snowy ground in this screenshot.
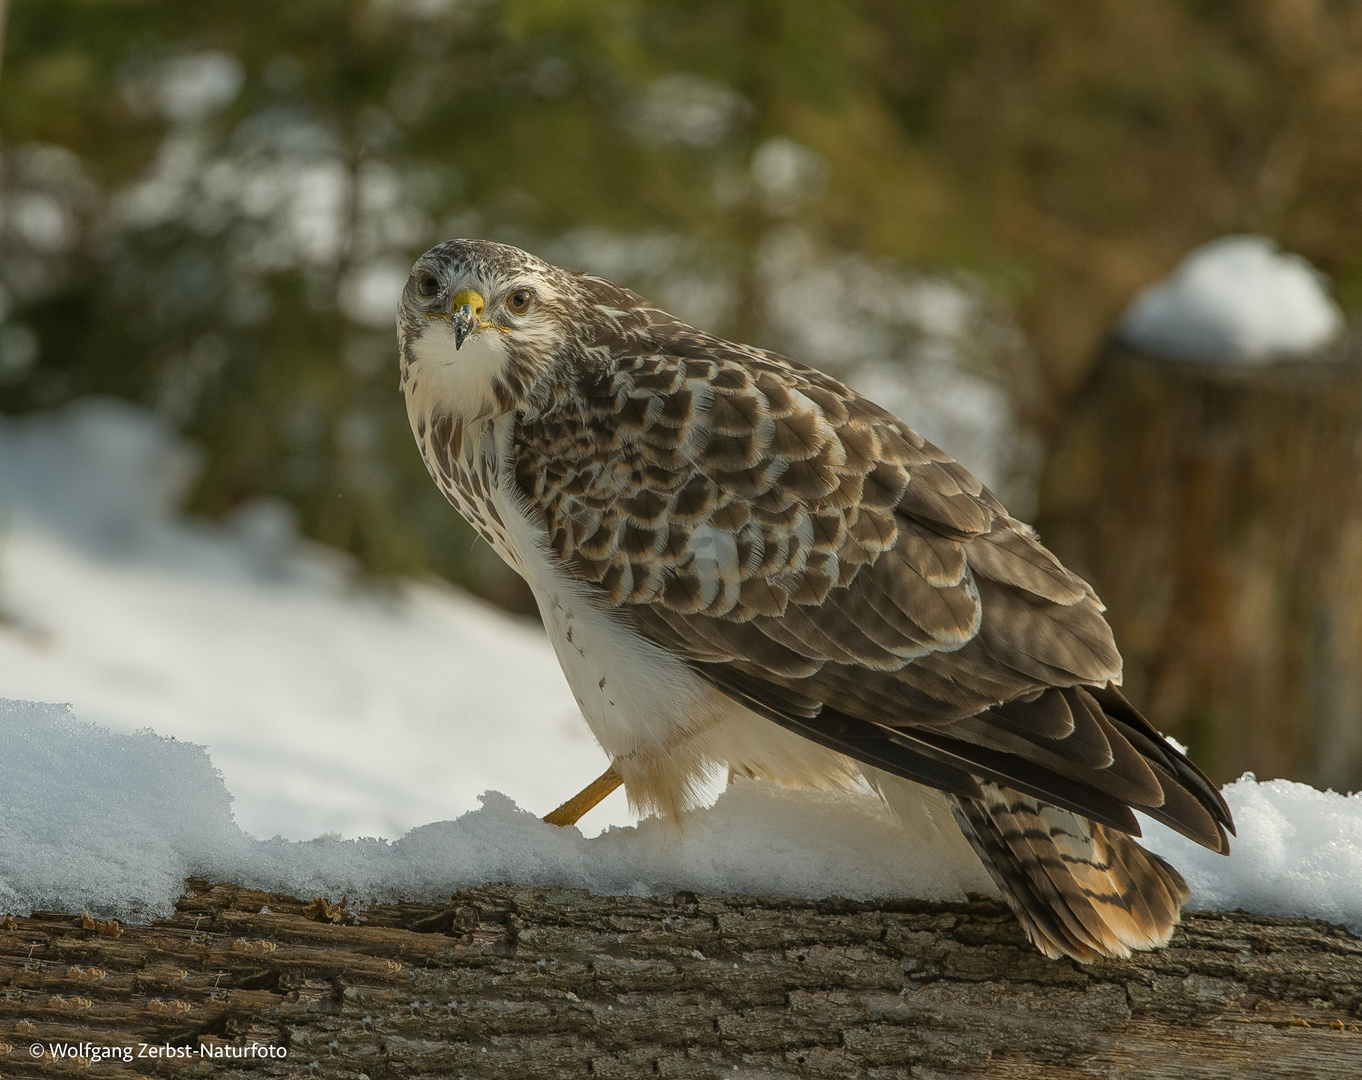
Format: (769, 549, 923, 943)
(3, 399, 1362, 941)
(0, 399, 631, 840)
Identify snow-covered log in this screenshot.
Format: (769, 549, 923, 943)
(4, 879, 1361, 1079)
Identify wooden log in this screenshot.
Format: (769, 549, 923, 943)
(1035, 343, 1362, 790)
(1, 879, 1360, 1078)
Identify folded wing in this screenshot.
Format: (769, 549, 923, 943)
(514, 341, 1233, 865)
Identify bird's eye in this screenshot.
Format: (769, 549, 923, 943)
(506, 289, 533, 315)
(417, 273, 440, 297)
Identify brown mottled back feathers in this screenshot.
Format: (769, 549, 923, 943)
(516, 340, 1127, 729)
(429, 255, 1236, 961)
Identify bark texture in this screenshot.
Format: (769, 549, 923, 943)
(1, 879, 1361, 1079)
(1035, 343, 1362, 790)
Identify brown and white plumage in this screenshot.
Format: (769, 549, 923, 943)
(397, 238, 1233, 962)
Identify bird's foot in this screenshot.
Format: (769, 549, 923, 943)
(543, 766, 623, 827)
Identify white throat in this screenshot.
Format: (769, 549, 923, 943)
(404, 323, 510, 427)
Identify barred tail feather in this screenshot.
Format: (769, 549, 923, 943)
(951, 783, 1190, 961)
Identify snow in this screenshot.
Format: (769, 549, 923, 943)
(0, 699, 991, 922)
(1140, 777, 1362, 934)
(3, 399, 1362, 939)
(1116, 235, 1344, 363)
(6, 697, 1362, 940)
(0, 699, 242, 918)
(0, 399, 626, 841)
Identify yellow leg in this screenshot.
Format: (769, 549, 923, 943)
(543, 766, 623, 827)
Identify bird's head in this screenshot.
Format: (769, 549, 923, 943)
(398, 239, 579, 423)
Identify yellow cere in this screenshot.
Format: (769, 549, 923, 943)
(424, 287, 510, 334)
(451, 288, 485, 315)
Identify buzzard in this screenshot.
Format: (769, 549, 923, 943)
(397, 239, 1232, 961)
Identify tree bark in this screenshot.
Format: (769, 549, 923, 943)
(1035, 342, 1362, 790)
(1, 880, 1360, 1079)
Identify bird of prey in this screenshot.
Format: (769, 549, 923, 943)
(397, 238, 1232, 962)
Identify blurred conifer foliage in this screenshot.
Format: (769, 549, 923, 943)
(1, 1, 1360, 607)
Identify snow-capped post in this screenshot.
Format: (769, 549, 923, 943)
(3, 879, 1361, 1077)
(1036, 236, 1360, 791)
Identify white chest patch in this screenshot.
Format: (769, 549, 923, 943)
(406, 324, 507, 426)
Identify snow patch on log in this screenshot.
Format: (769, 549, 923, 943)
(4, 696, 1362, 940)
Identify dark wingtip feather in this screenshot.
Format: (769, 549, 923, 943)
(1087, 684, 1235, 845)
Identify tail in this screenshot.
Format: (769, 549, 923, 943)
(951, 783, 1190, 961)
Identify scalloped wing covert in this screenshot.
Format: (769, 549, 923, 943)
(514, 346, 1121, 724)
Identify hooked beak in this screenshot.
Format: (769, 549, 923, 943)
(451, 306, 476, 349)
(449, 288, 485, 350)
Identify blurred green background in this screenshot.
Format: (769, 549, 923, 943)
(4, 0, 1362, 783)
